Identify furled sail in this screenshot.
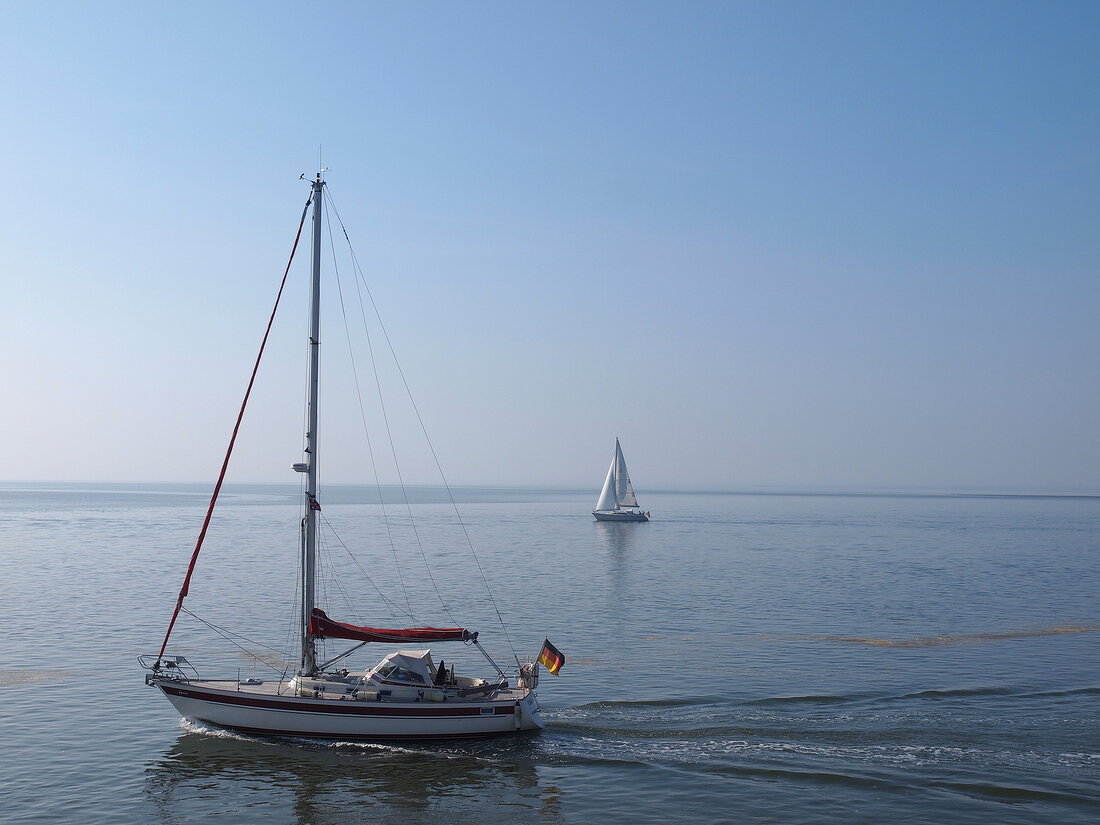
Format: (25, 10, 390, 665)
(310, 608, 468, 643)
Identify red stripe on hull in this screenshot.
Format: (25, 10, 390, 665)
(159, 683, 516, 717)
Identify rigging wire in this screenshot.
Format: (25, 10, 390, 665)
(289, 198, 321, 672)
(319, 512, 416, 623)
(324, 193, 458, 627)
(314, 527, 333, 664)
(157, 191, 312, 661)
(180, 607, 290, 673)
(325, 185, 520, 667)
(318, 534, 356, 623)
(282, 516, 304, 674)
(316, 515, 377, 635)
(323, 197, 415, 621)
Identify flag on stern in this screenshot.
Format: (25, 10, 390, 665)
(538, 638, 565, 675)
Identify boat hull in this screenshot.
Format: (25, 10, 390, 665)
(593, 510, 649, 522)
(150, 677, 543, 740)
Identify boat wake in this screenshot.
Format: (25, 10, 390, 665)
(179, 718, 263, 743)
(743, 694, 855, 707)
(806, 625, 1096, 647)
(531, 697, 1100, 810)
(178, 717, 527, 762)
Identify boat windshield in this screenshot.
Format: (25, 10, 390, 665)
(376, 664, 426, 684)
(371, 652, 435, 684)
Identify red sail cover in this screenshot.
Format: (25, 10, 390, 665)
(310, 608, 467, 644)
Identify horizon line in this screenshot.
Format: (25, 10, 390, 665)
(2, 479, 1098, 500)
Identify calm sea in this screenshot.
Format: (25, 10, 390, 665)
(1, 482, 1097, 824)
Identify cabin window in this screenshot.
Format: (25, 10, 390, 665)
(387, 666, 425, 684)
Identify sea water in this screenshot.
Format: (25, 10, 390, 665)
(1, 483, 1096, 824)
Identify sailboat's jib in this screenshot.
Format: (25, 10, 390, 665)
(594, 462, 618, 512)
(309, 608, 469, 644)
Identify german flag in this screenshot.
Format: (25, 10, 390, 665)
(537, 638, 565, 676)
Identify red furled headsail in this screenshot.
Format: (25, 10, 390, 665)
(538, 638, 565, 675)
(309, 608, 468, 644)
(157, 195, 312, 662)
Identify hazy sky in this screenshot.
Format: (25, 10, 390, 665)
(2, 1, 1097, 493)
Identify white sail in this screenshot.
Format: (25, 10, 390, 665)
(595, 460, 617, 511)
(595, 438, 641, 512)
(614, 439, 639, 508)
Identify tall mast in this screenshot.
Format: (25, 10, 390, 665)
(302, 172, 324, 675)
(613, 438, 622, 508)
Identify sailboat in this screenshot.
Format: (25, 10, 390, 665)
(592, 438, 649, 522)
(141, 173, 545, 740)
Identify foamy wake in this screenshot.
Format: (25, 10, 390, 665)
(177, 718, 481, 759)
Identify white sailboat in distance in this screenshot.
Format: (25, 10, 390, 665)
(592, 438, 650, 522)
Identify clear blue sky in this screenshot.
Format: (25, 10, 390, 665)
(2, 1, 1098, 493)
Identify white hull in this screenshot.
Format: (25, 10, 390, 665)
(593, 509, 649, 522)
(151, 677, 543, 740)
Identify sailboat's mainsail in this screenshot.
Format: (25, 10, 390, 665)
(310, 608, 468, 644)
(614, 440, 639, 507)
(595, 438, 640, 511)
